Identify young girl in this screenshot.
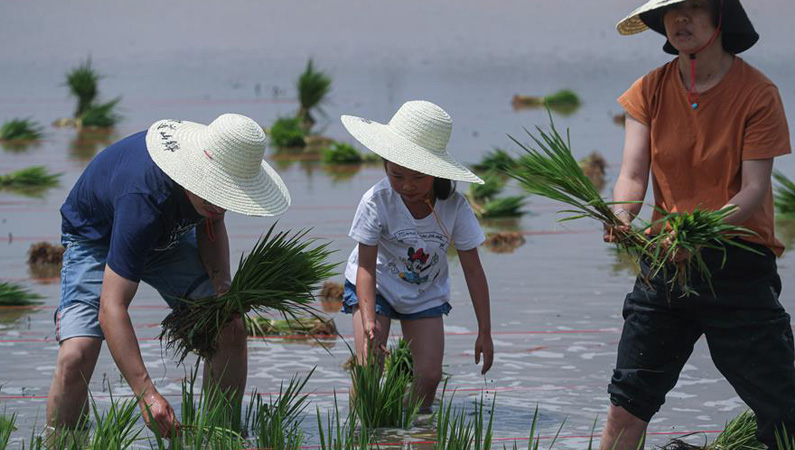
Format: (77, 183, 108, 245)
(339, 100, 494, 412)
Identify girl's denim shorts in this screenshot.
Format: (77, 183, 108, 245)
(341, 280, 451, 320)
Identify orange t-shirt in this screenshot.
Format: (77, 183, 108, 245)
(618, 57, 792, 256)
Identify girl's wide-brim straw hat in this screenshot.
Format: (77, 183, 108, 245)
(616, 0, 758, 54)
(341, 100, 484, 184)
(146, 113, 290, 216)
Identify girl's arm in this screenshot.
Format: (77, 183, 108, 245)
(458, 247, 494, 374)
(356, 243, 380, 344)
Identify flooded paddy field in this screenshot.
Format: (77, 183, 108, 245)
(1, 0, 794, 446)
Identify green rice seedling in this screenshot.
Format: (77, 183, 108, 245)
(469, 173, 505, 203)
(296, 59, 332, 131)
(0, 166, 60, 189)
(0, 282, 43, 306)
(773, 170, 795, 219)
(644, 206, 759, 297)
(349, 343, 421, 429)
(712, 410, 765, 450)
(87, 392, 144, 450)
(80, 98, 122, 128)
(382, 338, 413, 380)
(149, 367, 245, 450)
(1, 119, 44, 142)
(543, 90, 580, 108)
(160, 224, 338, 363)
(269, 117, 307, 148)
(478, 196, 526, 219)
(502, 406, 567, 450)
(0, 410, 15, 450)
(435, 387, 496, 450)
(66, 58, 100, 118)
(323, 142, 363, 165)
(473, 149, 517, 173)
(244, 369, 313, 450)
(315, 395, 372, 450)
(362, 152, 382, 163)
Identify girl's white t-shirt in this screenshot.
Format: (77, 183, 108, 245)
(344, 177, 485, 314)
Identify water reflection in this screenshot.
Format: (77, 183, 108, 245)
(68, 128, 115, 162)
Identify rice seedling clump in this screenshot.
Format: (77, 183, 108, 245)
(0, 119, 44, 142)
(159, 225, 337, 363)
(296, 59, 332, 132)
(0, 282, 43, 306)
(268, 117, 307, 148)
(323, 142, 363, 164)
(28, 242, 65, 265)
(773, 170, 795, 219)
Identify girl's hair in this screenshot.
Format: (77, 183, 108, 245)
(433, 178, 456, 200)
(383, 159, 457, 200)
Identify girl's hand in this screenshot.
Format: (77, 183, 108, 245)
(363, 318, 388, 355)
(475, 332, 494, 375)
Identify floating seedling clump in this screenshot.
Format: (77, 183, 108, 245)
(483, 231, 526, 254)
(296, 59, 332, 132)
(62, 58, 122, 129)
(774, 170, 795, 220)
(0, 282, 43, 307)
(323, 142, 362, 164)
(28, 242, 65, 265)
(268, 117, 307, 149)
(512, 89, 581, 115)
(0, 119, 44, 142)
(579, 151, 607, 192)
(246, 316, 337, 338)
(160, 225, 337, 363)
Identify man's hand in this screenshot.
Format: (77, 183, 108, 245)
(475, 332, 494, 375)
(604, 209, 633, 244)
(139, 390, 179, 438)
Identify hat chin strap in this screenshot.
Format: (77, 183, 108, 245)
(686, 0, 724, 110)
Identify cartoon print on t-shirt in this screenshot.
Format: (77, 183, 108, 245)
(399, 247, 439, 284)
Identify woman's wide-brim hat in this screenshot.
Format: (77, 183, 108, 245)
(616, 0, 758, 55)
(340, 100, 483, 184)
(146, 113, 290, 217)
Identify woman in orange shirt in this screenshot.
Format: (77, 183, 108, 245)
(601, 1, 793, 448)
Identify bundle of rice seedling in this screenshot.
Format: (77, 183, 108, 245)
(159, 225, 337, 363)
(645, 206, 758, 296)
(268, 117, 306, 148)
(469, 173, 505, 203)
(65, 58, 100, 118)
(80, 98, 122, 128)
(773, 170, 795, 219)
(478, 196, 526, 219)
(0, 119, 43, 142)
(0, 166, 60, 189)
(0, 282, 43, 306)
(246, 316, 337, 338)
(507, 114, 755, 296)
(349, 342, 421, 429)
(483, 231, 526, 254)
(473, 149, 517, 173)
(296, 59, 332, 131)
(28, 242, 65, 265)
(323, 142, 362, 164)
(579, 151, 607, 192)
(661, 410, 764, 450)
(382, 338, 413, 380)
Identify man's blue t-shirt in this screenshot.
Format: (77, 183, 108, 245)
(60, 131, 203, 282)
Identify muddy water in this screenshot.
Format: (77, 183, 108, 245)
(1, 0, 794, 447)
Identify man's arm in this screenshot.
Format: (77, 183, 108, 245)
(98, 266, 177, 437)
(722, 158, 774, 225)
(196, 217, 231, 294)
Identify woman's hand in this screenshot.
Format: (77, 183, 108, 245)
(475, 332, 494, 375)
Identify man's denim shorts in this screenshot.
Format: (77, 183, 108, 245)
(55, 229, 215, 342)
(341, 279, 451, 320)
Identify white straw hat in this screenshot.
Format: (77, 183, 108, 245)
(341, 101, 484, 184)
(145, 113, 290, 217)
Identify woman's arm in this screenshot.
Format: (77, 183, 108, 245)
(356, 243, 380, 343)
(197, 216, 231, 295)
(722, 158, 774, 225)
(604, 115, 652, 242)
(458, 247, 493, 374)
